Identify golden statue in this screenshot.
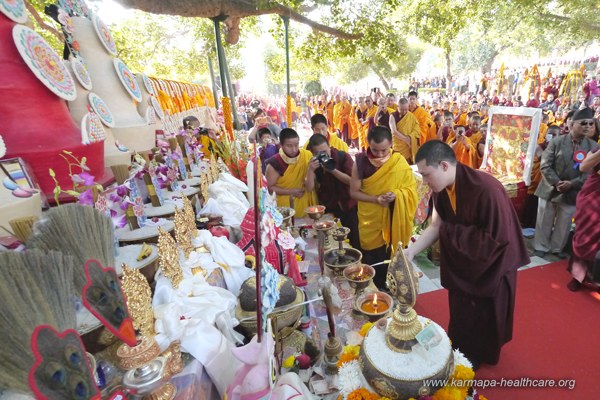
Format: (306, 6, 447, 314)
(181, 195, 197, 238)
(158, 227, 183, 288)
(121, 263, 155, 336)
(200, 172, 209, 203)
(174, 207, 193, 258)
(209, 153, 219, 182)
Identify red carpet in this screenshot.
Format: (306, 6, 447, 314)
(414, 261, 600, 399)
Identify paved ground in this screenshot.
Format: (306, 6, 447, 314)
(414, 235, 567, 294)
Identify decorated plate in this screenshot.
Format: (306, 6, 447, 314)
(92, 13, 116, 55)
(0, 0, 27, 23)
(140, 73, 154, 95)
(146, 106, 156, 125)
(80, 112, 106, 145)
(58, 0, 89, 17)
(12, 25, 76, 101)
(88, 92, 115, 127)
(113, 58, 142, 102)
(150, 96, 164, 119)
(70, 56, 92, 90)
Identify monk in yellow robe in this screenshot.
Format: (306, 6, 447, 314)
(386, 93, 398, 111)
(408, 91, 437, 144)
(446, 123, 477, 168)
(465, 114, 485, 168)
(389, 98, 421, 164)
(265, 128, 317, 217)
(455, 104, 469, 126)
(333, 95, 352, 144)
(348, 99, 361, 148)
(183, 115, 218, 159)
(537, 113, 550, 144)
(359, 96, 378, 150)
(304, 114, 349, 152)
(350, 126, 418, 289)
(480, 105, 490, 124)
(326, 97, 335, 129)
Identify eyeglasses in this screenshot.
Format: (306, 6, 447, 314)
(577, 121, 594, 126)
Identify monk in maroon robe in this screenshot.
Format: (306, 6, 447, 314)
(406, 140, 530, 368)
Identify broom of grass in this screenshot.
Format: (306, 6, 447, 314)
(27, 204, 115, 292)
(0, 250, 77, 394)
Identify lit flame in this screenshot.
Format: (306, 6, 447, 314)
(373, 293, 378, 306)
(358, 267, 364, 278)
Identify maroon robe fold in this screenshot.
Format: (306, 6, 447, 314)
(433, 164, 530, 364)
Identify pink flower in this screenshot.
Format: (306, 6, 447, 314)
(72, 171, 95, 186)
(77, 188, 94, 206)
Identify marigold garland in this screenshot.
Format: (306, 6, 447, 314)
(221, 96, 234, 140)
(286, 95, 293, 126)
(359, 322, 374, 337)
(347, 388, 380, 400)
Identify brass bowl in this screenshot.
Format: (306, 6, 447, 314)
(313, 219, 336, 232)
(332, 226, 351, 242)
(324, 247, 362, 276)
(236, 287, 304, 335)
(343, 264, 375, 291)
(305, 205, 326, 221)
(355, 291, 393, 322)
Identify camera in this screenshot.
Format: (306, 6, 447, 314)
(315, 151, 335, 171)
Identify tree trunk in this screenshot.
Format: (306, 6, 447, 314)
(481, 50, 500, 75)
(445, 49, 452, 91)
(372, 69, 390, 91)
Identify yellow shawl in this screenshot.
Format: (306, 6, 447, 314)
(275, 148, 317, 217)
(304, 132, 349, 153)
(358, 153, 418, 251)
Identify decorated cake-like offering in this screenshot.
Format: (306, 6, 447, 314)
(359, 245, 455, 399)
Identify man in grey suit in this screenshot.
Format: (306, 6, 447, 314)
(533, 107, 599, 258)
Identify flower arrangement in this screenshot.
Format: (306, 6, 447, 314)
(49, 150, 103, 205)
(213, 133, 249, 183)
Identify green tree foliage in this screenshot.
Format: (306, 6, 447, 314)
(304, 80, 322, 96)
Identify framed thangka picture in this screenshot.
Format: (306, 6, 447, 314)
(481, 107, 542, 186)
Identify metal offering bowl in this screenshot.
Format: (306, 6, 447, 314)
(343, 264, 375, 291)
(332, 226, 351, 242)
(305, 205, 326, 221)
(355, 291, 393, 322)
(313, 220, 336, 232)
(324, 247, 362, 276)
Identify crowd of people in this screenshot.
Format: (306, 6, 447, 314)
(238, 72, 600, 369)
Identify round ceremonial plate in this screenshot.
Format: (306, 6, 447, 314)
(70, 56, 92, 90)
(140, 73, 155, 95)
(92, 13, 117, 55)
(115, 220, 175, 245)
(12, 25, 76, 101)
(113, 58, 142, 102)
(114, 244, 159, 276)
(146, 106, 156, 124)
(88, 92, 115, 127)
(80, 112, 106, 145)
(150, 95, 164, 119)
(0, 0, 27, 23)
(143, 202, 175, 218)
